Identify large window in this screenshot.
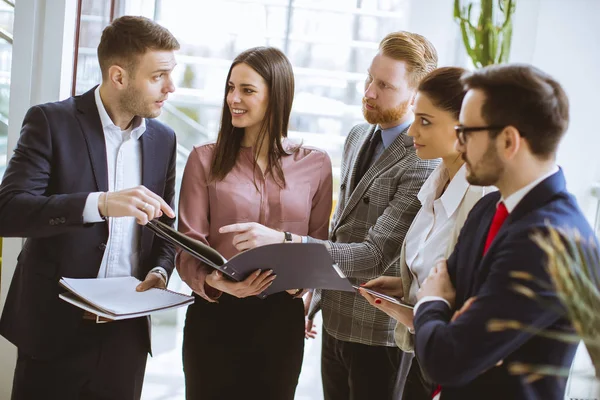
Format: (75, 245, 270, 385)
(72, 2, 418, 398)
(74, 0, 414, 205)
(0, 0, 14, 179)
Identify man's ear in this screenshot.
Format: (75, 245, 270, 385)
(499, 125, 522, 160)
(107, 65, 127, 89)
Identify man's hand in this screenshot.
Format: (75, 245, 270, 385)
(361, 276, 404, 298)
(219, 222, 285, 251)
(136, 271, 167, 292)
(303, 291, 317, 339)
(205, 269, 275, 298)
(98, 186, 175, 225)
(417, 260, 456, 308)
(451, 296, 477, 322)
(305, 318, 317, 339)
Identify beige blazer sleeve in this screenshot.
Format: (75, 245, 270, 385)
(394, 184, 491, 352)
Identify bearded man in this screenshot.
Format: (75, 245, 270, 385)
(305, 31, 440, 399)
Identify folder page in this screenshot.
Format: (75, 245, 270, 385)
(59, 276, 194, 319)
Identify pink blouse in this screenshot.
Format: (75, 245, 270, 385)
(177, 141, 333, 298)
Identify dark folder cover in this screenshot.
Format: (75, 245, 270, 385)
(146, 220, 355, 299)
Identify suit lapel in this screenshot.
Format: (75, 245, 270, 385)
(349, 125, 376, 192)
(474, 170, 567, 287)
(75, 86, 109, 193)
(141, 123, 156, 192)
(139, 121, 156, 276)
(462, 205, 496, 298)
(337, 125, 411, 225)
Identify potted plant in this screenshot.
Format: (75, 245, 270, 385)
(454, 0, 516, 68)
(487, 226, 600, 394)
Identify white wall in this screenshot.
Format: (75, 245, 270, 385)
(510, 0, 600, 223)
(406, 0, 463, 67)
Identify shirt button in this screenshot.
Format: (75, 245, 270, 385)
(340, 183, 346, 191)
(59, 217, 66, 224)
(363, 197, 370, 204)
(49, 219, 55, 225)
(98, 243, 107, 250)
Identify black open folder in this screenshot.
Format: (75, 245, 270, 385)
(146, 220, 355, 299)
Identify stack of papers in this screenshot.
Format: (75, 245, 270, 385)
(59, 276, 194, 320)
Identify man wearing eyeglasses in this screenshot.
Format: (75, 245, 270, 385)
(411, 64, 599, 399)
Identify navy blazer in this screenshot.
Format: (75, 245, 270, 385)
(413, 169, 597, 400)
(0, 87, 177, 359)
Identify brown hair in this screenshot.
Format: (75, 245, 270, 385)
(210, 47, 295, 187)
(461, 64, 569, 159)
(379, 31, 438, 88)
(418, 67, 468, 120)
(97, 16, 180, 79)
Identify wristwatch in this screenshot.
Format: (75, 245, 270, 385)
(283, 231, 293, 243)
(149, 267, 168, 285)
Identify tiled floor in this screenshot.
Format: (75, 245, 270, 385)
(142, 313, 324, 400)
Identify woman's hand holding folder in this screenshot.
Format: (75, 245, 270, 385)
(205, 269, 276, 298)
(359, 276, 415, 330)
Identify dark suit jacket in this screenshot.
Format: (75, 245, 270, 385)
(413, 169, 597, 400)
(0, 86, 177, 359)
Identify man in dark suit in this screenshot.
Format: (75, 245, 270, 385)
(412, 64, 598, 399)
(0, 16, 180, 400)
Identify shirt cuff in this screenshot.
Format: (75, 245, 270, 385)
(149, 267, 169, 284)
(413, 296, 451, 316)
(83, 192, 104, 223)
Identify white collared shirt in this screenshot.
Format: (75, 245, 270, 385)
(502, 165, 559, 212)
(82, 86, 146, 278)
(413, 165, 561, 315)
(405, 163, 471, 304)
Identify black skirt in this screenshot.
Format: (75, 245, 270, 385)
(182, 291, 305, 400)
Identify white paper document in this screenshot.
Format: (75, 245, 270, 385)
(59, 276, 194, 320)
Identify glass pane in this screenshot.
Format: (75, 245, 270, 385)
(74, 0, 111, 95)
(0, 0, 13, 180)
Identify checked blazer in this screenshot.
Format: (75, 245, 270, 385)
(308, 122, 438, 346)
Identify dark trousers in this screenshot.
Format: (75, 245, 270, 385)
(11, 317, 148, 400)
(394, 351, 436, 400)
(183, 292, 305, 400)
(321, 328, 402, 400)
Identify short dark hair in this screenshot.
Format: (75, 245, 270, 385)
(461, 64, 569, 159)
(211, 47, 296, 187)
(418, 67, 467, 120)
(97, 16, 180, 79)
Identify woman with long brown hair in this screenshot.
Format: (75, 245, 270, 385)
(176, 47, 332, 399)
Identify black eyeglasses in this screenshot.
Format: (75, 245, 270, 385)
(454, 124, 507, 145)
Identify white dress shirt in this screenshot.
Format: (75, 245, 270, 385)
(413, 165, 560, 314)
(503, 166, 559, 212)
(82, 87, 146, 278)
(404, 163, 471, 304)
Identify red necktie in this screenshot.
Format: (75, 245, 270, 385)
(483, 202, 509, 255)
(431, 202, 509, 399)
